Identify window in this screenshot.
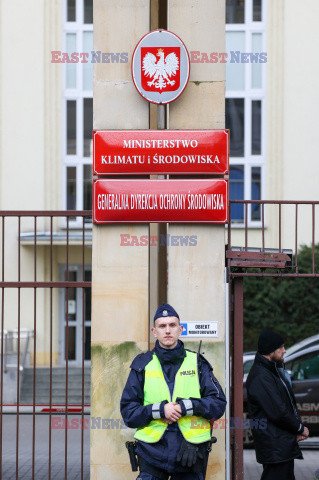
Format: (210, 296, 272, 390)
(63, 0, 93, 223)
(226, 0, 266, 225)
(286, 352, 319, 381)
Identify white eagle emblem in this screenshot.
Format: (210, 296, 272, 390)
(163, 310, 168, 316)
(142, 49, 179, 90)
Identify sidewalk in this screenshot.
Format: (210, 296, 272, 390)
(2, 414, 89, 480)
(245, 445, 319, 480)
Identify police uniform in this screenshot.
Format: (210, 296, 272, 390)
(120, 304, 226, 479)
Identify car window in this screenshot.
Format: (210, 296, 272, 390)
(286, 352, 319, 380)
(243, 359, 254, 375)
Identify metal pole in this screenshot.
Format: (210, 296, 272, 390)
(225, 269, 231, 480)
(233, 277, 244, 480)
(157, 104, 165, 130)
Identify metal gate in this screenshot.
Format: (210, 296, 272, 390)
(0, 211, 92, 480)
(1, 204, 318, 479)
(227, 200, 319, 480)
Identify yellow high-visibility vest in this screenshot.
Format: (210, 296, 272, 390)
(134, 351, 211, 444)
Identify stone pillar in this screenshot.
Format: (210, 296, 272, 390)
(168, 2, 226, 479)
(92, 1, 227, 478)
(91, 1, 150, 478)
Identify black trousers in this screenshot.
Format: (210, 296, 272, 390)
(261, 460, 295, 480)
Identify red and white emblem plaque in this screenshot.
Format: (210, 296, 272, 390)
(132, 30, 190, 104)
(141, 47, 180, 92)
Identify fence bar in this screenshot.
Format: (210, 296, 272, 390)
(50, 216, 53, 282)
(0, 282, 91, 288)
(65, 284, 69, 480)
(66, 216, 69, 283)
(49, 216, 53, 480)
(295, 204, 298, 274)
(228, 201, 231, 251)
(0, 216, 5, 480)
(18, 217, 21, 281)
(232, 278, 244, 480)
(230, 273, 319, 278)
(32, 287, 37, 480)
(261, 203, 265, 252)
(244, 203, 248, 251)
(0, 211, 92, 217)
(34, 217, 37, 282)
(81, 217, 85, 480)
(16, 217, 21, 480)
(65, 216, 69, 480)
(32, 214, 37, 479)
(278, 204, 282, 253)
(1, 217, 4, 282)
(16, 292, 20, 480)
(82, 216, 85, 282)
(312, 204, 315, 275)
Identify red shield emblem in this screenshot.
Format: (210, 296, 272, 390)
(141, 47, 181, 93)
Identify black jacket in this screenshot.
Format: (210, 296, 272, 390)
(120, 340, 226, 473)
(246, 352, 303, 464)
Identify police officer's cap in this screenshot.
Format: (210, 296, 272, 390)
(153, 303, 179, 323)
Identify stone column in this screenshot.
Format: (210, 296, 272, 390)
(91, 1, 150, 478)
(168, 2, 227, 479)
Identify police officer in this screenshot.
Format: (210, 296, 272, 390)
(120, 303, 226, 480)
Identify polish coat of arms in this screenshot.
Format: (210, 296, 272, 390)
(141, 47, 180, 92)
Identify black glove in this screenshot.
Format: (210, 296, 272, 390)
(176, 439, 204, 468)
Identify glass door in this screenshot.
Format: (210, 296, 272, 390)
(60, 266, 91, 365)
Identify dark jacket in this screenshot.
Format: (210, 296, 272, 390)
(120, 340, 226, 473)
(246, 352, 304, 464)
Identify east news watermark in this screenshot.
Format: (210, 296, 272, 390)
(51, 416, 267, 430)
(51, 50, 267, 64)
(120, 234, 198, 247)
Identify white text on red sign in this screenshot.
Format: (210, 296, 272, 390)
(93, 179, 228, 224)
(93, 130, 229, 175)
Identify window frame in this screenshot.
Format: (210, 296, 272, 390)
(226, 0, 267, 227)
(62, 0, 93, 228)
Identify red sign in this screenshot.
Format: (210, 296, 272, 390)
(93, 130, 229, 175)
(93, 179, 228, 224)
(141, 47, 181, 92)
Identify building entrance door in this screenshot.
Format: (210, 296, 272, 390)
(59, 265, 91, 365)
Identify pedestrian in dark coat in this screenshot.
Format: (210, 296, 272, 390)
(246, 330, 309, 480)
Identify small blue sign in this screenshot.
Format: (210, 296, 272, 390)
(181, 323, 188, 336)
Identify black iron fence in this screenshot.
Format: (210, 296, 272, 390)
(227, 200, 319, 277)
(0, 211, 91, 480)
(1, 203, 318, 479)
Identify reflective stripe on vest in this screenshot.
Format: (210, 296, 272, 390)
(134, 351, 211, 444)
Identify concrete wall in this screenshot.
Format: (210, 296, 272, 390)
(91, 1, 150, 478)
(91, 1, 227, 479)
(168, 2, 226, 479)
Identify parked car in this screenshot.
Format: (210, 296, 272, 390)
(243, 340, 319, 446)
(285, 345, 319, 435)
(285, 333, 319, 357)
(243, 351, 256, 382)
